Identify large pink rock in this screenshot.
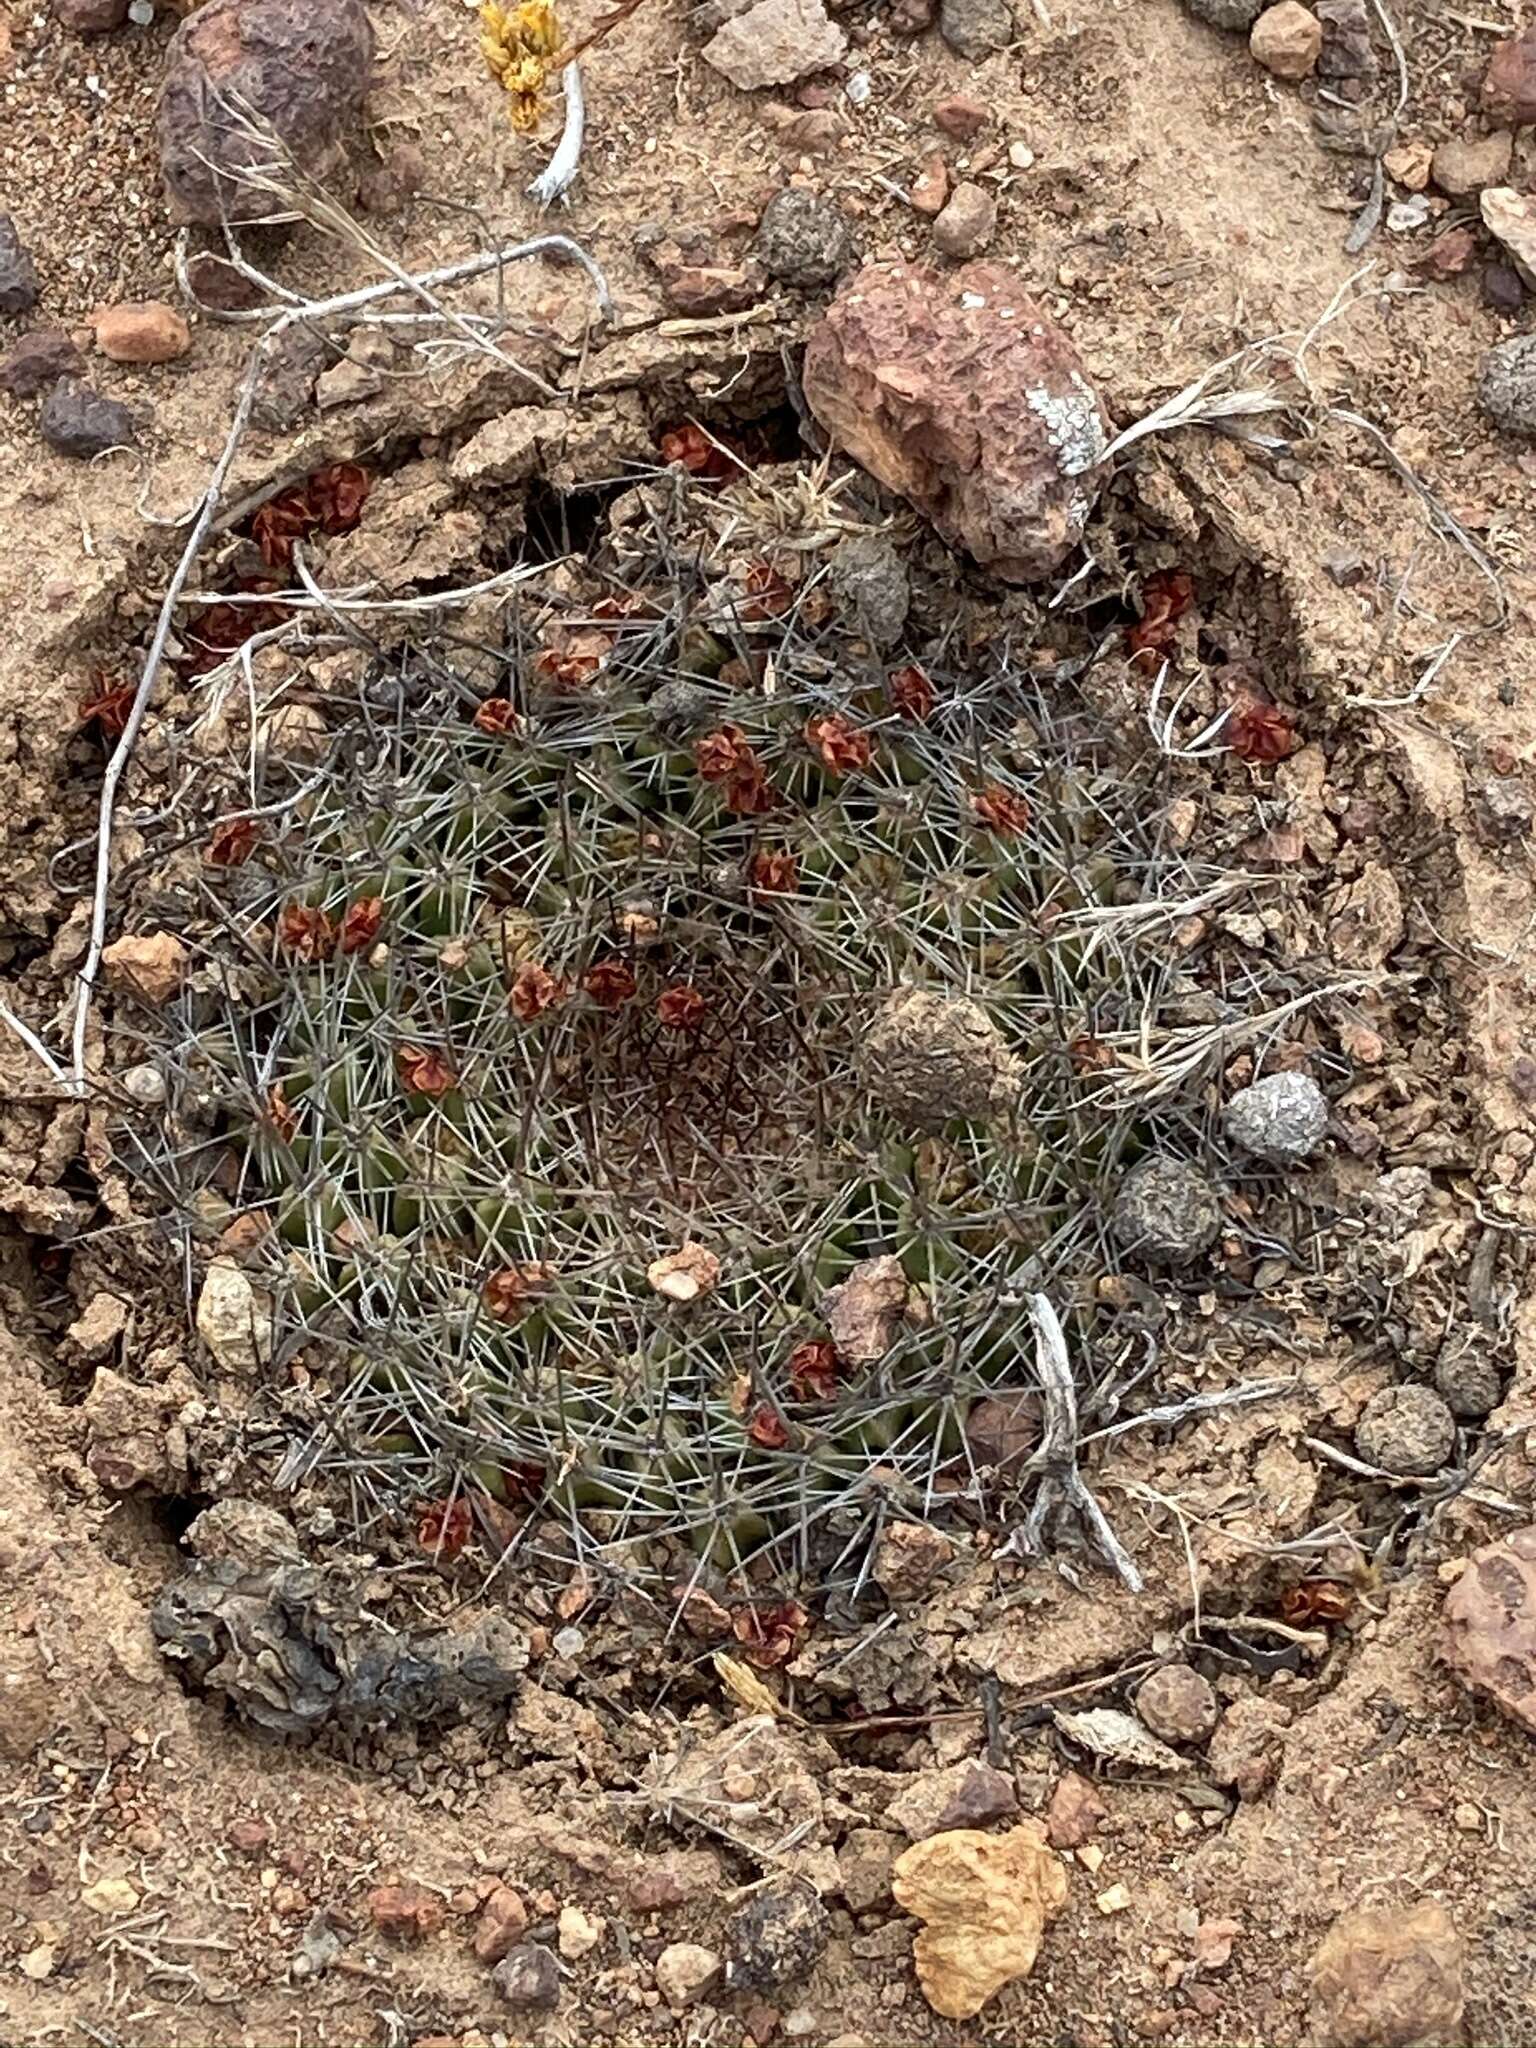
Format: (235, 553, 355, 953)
(1482, 19, 1536, 126)
(802, 258, 1110, 583)
(158, 0, 374, 225)
(1440, 1525, 1536, 1733)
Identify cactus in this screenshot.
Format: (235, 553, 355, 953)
(129, 490, 1234, 1597)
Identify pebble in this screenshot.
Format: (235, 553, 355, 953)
(0, 329, 85, 399)
(1354, 1384, 1456, 1476)
(910, 154, 950, 218)
(492, 1942, 562, 2011)
(1430, 131, 1513, 197)
(0, 213, 40, 316)
(1134, 1665, 1218, 1746)
(1307, 1901, 1464, 2048)
(55, 0, 130, 26)
(932, 180, 997, 259)
(753, 187, 858, 289)
(1110, 1155, 1222, 1266)
(1223, 1070, 1328, 1164)
(1045, 1770, 1107, 1850)
(872, 1518, 953, 1600)
(39, 377, 137, 457)
(557, 1904, 603, 1959)
(1483, 261, 1527, 314)
(886, 1759, 1020, 1839)
(725, 1883, 830, 1993)
(933, 93, 989, 139)
(473, 1885, 529, 1964)
(102, 930, 186, 1001)
(1249, 2, 1323, 79)
(95, 300, 191, 364)
(890, 0, 935, 28)
(654, 1942, 721, 2009)
(1481, 18, 1536, 127)
(122, 1061, 168, 1105)
(82, 1876, 141, 1915)
(195, 1257, 275, 1372)
(1477, 334, 1536, 435)
(1482, 187, 1536, 291)
(1315, 0, 1375, 86)
(938, 0, 1014, 60)
(826, 533, 911, 650)
(1432, 1348, 1501, 1420)
(1440, 1526, 1536, 1733)
(367, 1883, 445, 1940)
(1185, 0, 1264, 26)
(702, 0, 846, 90)
(1479, 773, 1534, 841)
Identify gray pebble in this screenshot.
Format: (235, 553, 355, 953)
(1432, 1349, 1502, 1421)
(40, 379, 137, 458)
(1184, 0, 1264, 24)
(1478, 335, 1536, 438)
(1479, 775, 1534, 843)
(1223, 1070, 1329, 1165)
(647, 678, 719, 739)
(492, 1942, 561, 2012)
(753, 188, 857, 290)
(0, 329, 84, 399)
(939, 0, 1014, 59)
(122, 1063, 168, 1106)
(826, 534, 910, 650)
(725, 1882, 830, 1994)
(0, 214, 40, 317)
(1111, 1155, 1222, 1266)
(1354, 1384, 1456, 1476)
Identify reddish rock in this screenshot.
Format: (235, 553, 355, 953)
(651, 247, 764, 317)
(54, 0, 130, 27)
(367, 1883, 446, 1941)
(932, 180, 997, 259)
(226, 1817, 273, 1853)
(0, 329, 84, 398)
(1207, 1696, 1292, 1801)
(1307, 1901, 1465, 2048)
(803, 257, 1111, 581)
(473, 1884, 530, 1964)
(934, 93, 989, 139)
(95, 301, 191, 364)
(1483, 20, 1536, 126)
(910, 154, 950, 218)
(158, 0, 375, 225)
(1045, 1770, 1107, 1849)
(1440, 1526, 1536, 1733)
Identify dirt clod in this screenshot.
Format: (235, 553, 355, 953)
(873, 1520, 955, 1601)
(1045, 1771, 1108, 1849)
(725, 1882, 830, 1994)
(492, 1942, 562, 2012)
(1478, 334, 1536, 436)
(94, 299, 191, 364)
(1134, 1664, 1219, 1746)
(1431, 1347, 1502, 1420)
(101, 930, 186, 1002)
(1431, 132, 1513, 197)
(368, 1883, 445, 1942)
(1439, 1526, 1536, 1733)
(858, 987, 1022, 1130)
(1223, 1070, 1328, 1164)
(820, 1255, 913, 1365)
(752, 187, 857, 289)
(195, 1258, 274, 1373)
(888, 1761, 1020, 1839)
(1110, 1155, 1222, 1266)
(826, 534, 910, 649)
(1307, 1900, 1465, 2048)
(1354, 1384, 1457, 1476)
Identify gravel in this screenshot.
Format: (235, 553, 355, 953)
(1110, 1156, 1222, 1266)
(1223, 1070, 1329, 1164)
(1354, 1384, 1457, 1476)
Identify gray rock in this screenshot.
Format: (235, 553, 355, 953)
(53, 0, 130, 28)
(826, 534, 910, 649)
(648, 678, 719, 739)
(39, 379, 136, 458)
(753, 187, 857, 290)
(1354, 1384, 1457, 1476)
(0, 329, 84, 398)
(1135, 1663, 1218, 1745)
(1315, 0, 1377, 83)
(1479, 775, 1534, 842)
(1432, 1348, 1502, 1420)
(1111, 1156, 1222, 1266)
(186, 1498, 302, 1568)
(492, 1943, 561, 2012)
(933, 180, 998, 259)
(251, 326, 328, 432)
(725, 1882, 830, 1993)
(701, 0, 846, 89)
(1479, 334, 1536, 436)
(1223, 1070, 1329, 1164)
(939, 0, 1014, 60)
(1185, 0, 1264, 24)
(0, 215, 41, 317)
(158, 0, 375, 225)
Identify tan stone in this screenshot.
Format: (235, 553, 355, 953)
(1249, 2, 1323, 79)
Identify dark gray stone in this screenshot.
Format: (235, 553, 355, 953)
(0, 329, 84, 398)
(1111, 1156, 1222, 1266)
(0, 214, 41, 317)
(753, 187, 857, 290)
(39, 379, 137, 458)
(492, 1943, 561, 2011)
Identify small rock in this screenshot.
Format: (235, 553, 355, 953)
(910, 154, 951, 217)
(1135, 1665, 1218, 1747)
(252, 325, 328, 431)
(760, 104, 847, 154)
(1482, 261, 1526, 314)
(187, 1498, 300, 1567)
(1383, 140, 1433, 191)
(83, 1365, 187, 1494)
(858, 987, 1022, 1129)
(1186, 0, 1263, 24)
(557, 1904, 603, 1960)
(40, 378, 137, 458)
(19, 1945, 57, 1981)
(1314, 0, 1375, 85)
(159, 0, 376, 224)
(1354, 1384, 1456, 1477)
(355, 140, 426, 216)
(195, 1258, 275, 1372)
(820, 1254, 912, 1366)
(1481, 188, 1536, 292)
(102, 931, 186, 1003)
(965, 1392, 1040, 1473)
(82, 1876, 141, 1915)
(1045, 1770, 1107, 1849)
(1440, 1525, 1536, 1733)
(836, 1828, 896, 1912)
(891, 0, 935, 28)
(702, 0, 846, 89)
(1430, 131, 1513, 196)
(826, 533, 910, 648)
(888, 1761, 1019, 1840)
(1053, 1707, 1185, 1774)
(65, 1291, 129, 1362)
(1249, 2, 1322, 79)
(1482, 19, 1536, 127)
(1096, 1882, 1133, 1915)
(725, 1883, 830, 1993)
(873, 1520, 954, 1601)
(655, 1942, 721, 2009)
(54, 0, 130, 26)
(934, 93, 989, 139)
(646, 1241, 722, 1303)
(315, 330, 393, 409)
(1223, 1070, 1328, 1164)
(473, 1885, 529, 1964)
(1110, 1155, 1222, 1266)
(94, 300, 191, 364)
(1479, 774, 1534, 842)
(122, 1061, 168, 1106)
(753, 187, 857, 289)
(0, 213, 40, 316)
(368, 1883, 445, 1941)
(933, 181, 997, 260)
(492, 1942, 562, 2012)
(939, 0, 1014, 61)
(0, 329, 84, 397)
(1432, 1348, 1501, 1420)
(1307, 1901, 1465, 2048)
(1207, 1695, 1290, 1801)
(227, 1816, 273, 1853)
(651, 250, 762, 317)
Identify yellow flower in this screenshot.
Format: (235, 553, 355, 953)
(480, 0, 562, 128)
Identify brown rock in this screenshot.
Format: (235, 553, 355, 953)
(356, 140, 426, 216)
(158, 0, 375, 225)
(934, 93, 989, 139)
(1207, 1695, 1291, 1801)
(94, 301, 191, 364)
(701, 0, 846, 89)
(83, 1366, 188, 1494)
(53, 0, 129, 27)
(226, 1817, 273, 1853)
(910, 154, 950, 218)
(836, 1828, 896, 1912)
(1430, 130, 1513, 196)
(888, 1761, 1020, 1840)
(966, 1391, 1041, 1472)
(653, 1941, 721, 2009)
(650, 252, 763, 317)
(759, 105, 847, 154)
(0, 1645, 58, 1760)
(1135, 1664, 1218, 1746)
(0, 329, 85, 398)
(1354, 1384, 1455, 1477)
(932, 181, 997, 259)
(1249, 1, 1322, 79)
(367, 1883, 446, 1941)
(473, 1885, 530, 1964)
(873, 1520, 955, 1601)
(1482, 20, 1536, 127)
(891, 0, 935, 29)
(1307, 1901, 1465, 2048)
(803, 256, 1110, 582)
(64, 1291, 129, 1363)
(101, 932, 188, 1005)
(1440, 1526, 1536, 1733)
(821, 1254, 912, 1365)
(1044, 1770, 1107, 1849)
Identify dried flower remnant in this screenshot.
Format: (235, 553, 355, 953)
(747, 1403, 791, 1449)
(1067, 1033, 1114, 1075)
(338, 897, 385, 955)
(1226, 691, 1297, 764)
(657, 983, 708, 1033)
(1279, 1581, 1353, 1626)
(583, 958, 637, 1008)
(787, 1338, 840, 1401)
(748, 849, 798, 896)
(396, 1045, 458, 1098)
(79, 675, 134, 738)
(206, 816, 260, 867)
(724, 761, 778, 816)
(805, 712, 874, 776)
(482, 1263, 552, 1323)
(1127, 569, 1195, 673)
(277, 902, 337, 962)
(972, 785, 1031, 837)
(265, 1084, 298, 1144)
(732, 1598, 807, 1670)
(416, 1495, 474, 1559)
(509, 961, 567, 1022)
(534, 630, 611, 690)
(480, 0, 561, 130)
(696, 724, 755, 784)
(658, 421, 739, 484)
(887, 663, 936, 724)
(742, 560, 794, 621)
(474, 697, 523, 738)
